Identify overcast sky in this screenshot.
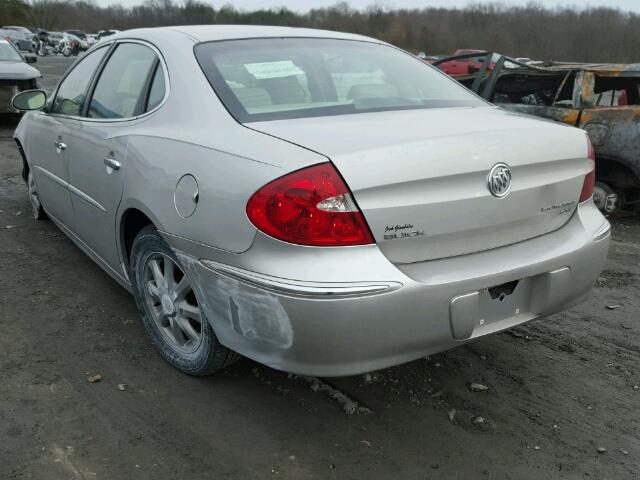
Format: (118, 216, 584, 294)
(93, 0, 640, 11)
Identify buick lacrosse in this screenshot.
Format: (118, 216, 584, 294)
(12, 26, 610, 376)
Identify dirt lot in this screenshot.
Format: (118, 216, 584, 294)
(1, 56, 638, 480)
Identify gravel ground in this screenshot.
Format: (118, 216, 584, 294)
(1, 56, 638, 480)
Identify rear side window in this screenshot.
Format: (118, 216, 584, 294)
(594, 75, 640, 106)
(492, 71, 576, 107)
(88, 43, 158, 119)
(51, 46, 108, 116)
(195, 38, 484, 123)
(145, 63, 166, 112)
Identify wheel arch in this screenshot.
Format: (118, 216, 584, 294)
(14, 138, 29, 183)
(118, 205, 161, 274)
(595, 155, 640, 190)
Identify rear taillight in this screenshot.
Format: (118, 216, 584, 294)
(246, 162, 374, 246)
(579, 136, 596, 203)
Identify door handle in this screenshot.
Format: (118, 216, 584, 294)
(54, 140, 67, 153)
(103, 157, 121, 171)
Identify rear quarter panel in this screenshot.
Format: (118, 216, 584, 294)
(120, 134, 289, 254)
(116, 29, 327, 257)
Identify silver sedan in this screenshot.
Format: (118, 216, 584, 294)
(12, 26, 610, 377)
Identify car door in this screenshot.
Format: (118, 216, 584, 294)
(65, 41, 163, 272)
(577, 71, 640, 170)
(26, 113, 73, 226)
(28, 45, 109, 228)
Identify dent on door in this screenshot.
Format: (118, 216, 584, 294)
(66, 123, 128, 272)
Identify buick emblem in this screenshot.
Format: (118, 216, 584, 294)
(487, 163, 512, 198)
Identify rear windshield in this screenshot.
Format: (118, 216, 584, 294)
(195, 38, 484, 122)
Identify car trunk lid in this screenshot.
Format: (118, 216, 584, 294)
(248, 106, 589, 263)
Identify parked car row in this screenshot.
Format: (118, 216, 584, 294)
(0, 26, 35, 52)
(36, 31, 85, 57)
(0, 26, 120, 54)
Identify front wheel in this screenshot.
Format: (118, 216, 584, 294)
(130, 226, 239, 376)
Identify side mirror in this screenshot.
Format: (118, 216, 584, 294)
(12, 90, 47, 111)
(25, 55, 37, 64)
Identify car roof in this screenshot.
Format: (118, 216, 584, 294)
(119, 25, 380, 44)
(506, 61, 640, 75)
(541, 62, 640, 74)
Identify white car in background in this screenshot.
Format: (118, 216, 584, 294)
(63, 32, 87, 50)
(64, 30, 90, 50)
(0, 37, 39, 112)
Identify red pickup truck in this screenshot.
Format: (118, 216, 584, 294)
(431, 49, 496, 76)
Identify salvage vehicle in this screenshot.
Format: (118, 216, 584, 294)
(12, 26, 610, 377)
(1, 26, 35, 52)
(0, 38, 40, 114)
(65, 30, 90, 50)
(431, 49, 497, 76)
(435, 51, 640, 213)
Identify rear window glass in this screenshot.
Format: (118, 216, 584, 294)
(195, 38, 484, 123)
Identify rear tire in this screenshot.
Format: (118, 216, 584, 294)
(130, 225, 239, 376)
(593, 181, 618, 214)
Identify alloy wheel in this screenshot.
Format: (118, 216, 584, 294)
(143, 253, 204, 354)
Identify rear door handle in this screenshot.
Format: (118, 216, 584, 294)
(54, 140, 66, 153)
(104, 157, 121, 171)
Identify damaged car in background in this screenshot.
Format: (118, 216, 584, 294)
(12, 26, 609, 377)
(0, 37, 40, 114)
(434, 51, 640, 214)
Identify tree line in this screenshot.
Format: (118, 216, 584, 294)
(2, 0, 640, 63)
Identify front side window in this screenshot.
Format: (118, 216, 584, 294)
(195, 38, 484, 123)
(88, 43, 158, 119)
(51, 46, 108, 116)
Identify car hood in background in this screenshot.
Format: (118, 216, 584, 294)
(0, 61, 41, 80)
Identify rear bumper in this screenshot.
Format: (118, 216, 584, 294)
(172, 200, 609, 377)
